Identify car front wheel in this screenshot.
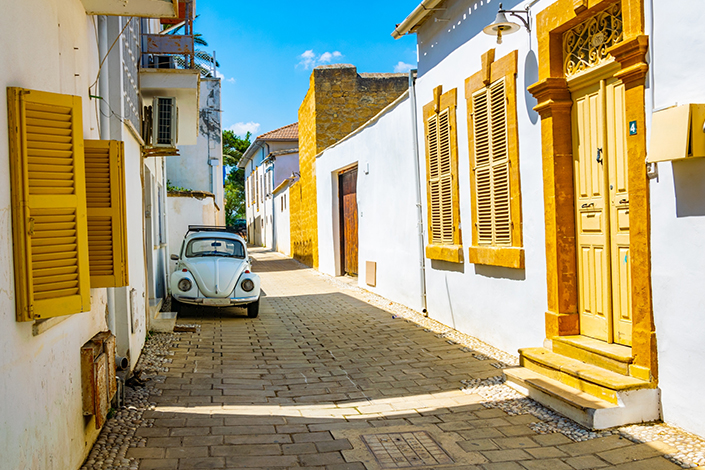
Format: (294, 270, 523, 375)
(247, 299, 260, 318)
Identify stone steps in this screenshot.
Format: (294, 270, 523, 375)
(503, 366, 661, 430)
(550, 335, 633, 376)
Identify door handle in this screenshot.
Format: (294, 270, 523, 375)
(619, 198, 629, 205)
(596, 148, 603, 164)
(28, 217, 35, 236)
(581, 202, 594, 209)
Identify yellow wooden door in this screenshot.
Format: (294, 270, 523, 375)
(573, 82, 611, 342)
(605, 79, 632, 345)
(572, 78, 632, 346)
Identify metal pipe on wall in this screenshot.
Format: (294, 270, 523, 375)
(99, 14, 117, 335)
(409, 69, 428, 315)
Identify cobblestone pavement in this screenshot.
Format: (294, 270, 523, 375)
(123, 249, 692, 470)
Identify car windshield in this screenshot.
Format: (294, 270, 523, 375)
(185, 238, 245, 258)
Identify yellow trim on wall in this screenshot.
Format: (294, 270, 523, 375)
(528, 0, 655, 381)
(423, 86, 463, 263)
(465, 49, 525, 269)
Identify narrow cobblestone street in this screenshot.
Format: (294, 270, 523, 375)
(126, 249, 683, 470)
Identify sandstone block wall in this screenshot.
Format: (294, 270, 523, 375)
(291, 64, 408, 268)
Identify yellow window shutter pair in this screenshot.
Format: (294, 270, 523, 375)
(85, 139, 129, 288)
(427, 110, 454, 245)
(8, 88, 128, 322)
(472, 78, 511, 246)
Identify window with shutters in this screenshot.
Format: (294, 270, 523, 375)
(423, 86, 463, 264)
(465, 49, 524, 269)
(7, 87, 91, 321)
(84, 140, 129, 288)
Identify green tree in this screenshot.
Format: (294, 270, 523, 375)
(223, 130, 252, 225)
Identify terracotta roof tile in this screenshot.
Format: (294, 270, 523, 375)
(257, 122, 298, 141)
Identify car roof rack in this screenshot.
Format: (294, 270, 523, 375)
(187, 225, 238, 235)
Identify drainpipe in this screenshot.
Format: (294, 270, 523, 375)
(409, 69, 428, 315)
(98, 14, 117, 335)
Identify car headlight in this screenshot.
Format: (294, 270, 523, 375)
(241, 278, 254, 292)
(178, 278, 192, 292)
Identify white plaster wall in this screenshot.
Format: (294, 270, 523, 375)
(273, 152, 299, 188)
(0, 0, 113, 468)
(274, 187, 292, 256)
(144, 156, 170, 306)
(167, 195, 218, 273)
(647, 0, 705, 437)
(167, 78, 224, 215)
(317, 94, 425, 312)
(413, 0, 549, 355)
(121, 133, 147, 367)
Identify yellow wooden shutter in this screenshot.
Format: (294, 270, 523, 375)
(473, 89, 492, 244)
(427, 109, 454, 245)
(427, 114, 441, 244)
(85, 140, 129, 288)
(490, 79, 511, 245)
(438, 109, 454, 244)
(473, 78, 511, 246)
(7, 87, 91, 321)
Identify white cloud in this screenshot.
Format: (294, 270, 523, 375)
(394, 61, 415, 73)
(228, 122, 260, 136)
(298, 50, 344, 70)
(215, 70, 236, 84)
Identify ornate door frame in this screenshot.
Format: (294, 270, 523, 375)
(528, 0, 656, 382)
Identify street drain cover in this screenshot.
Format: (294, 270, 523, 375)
(361, 431, 454, 468)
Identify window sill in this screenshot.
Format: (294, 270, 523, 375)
(33, 315, 71, 336)
(468, 246, 525, 269)
(426, 244, 464, 263)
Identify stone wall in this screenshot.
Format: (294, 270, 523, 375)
(291, 64, 408, 267)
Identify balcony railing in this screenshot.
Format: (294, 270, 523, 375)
(141, 0, 195, 70)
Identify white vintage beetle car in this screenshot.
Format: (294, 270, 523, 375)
(170, 226, 261, 317)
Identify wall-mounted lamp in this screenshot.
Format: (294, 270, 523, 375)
(482, 3, 531, 44)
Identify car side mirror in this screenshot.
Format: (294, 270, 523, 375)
(170, 254, 179, 261)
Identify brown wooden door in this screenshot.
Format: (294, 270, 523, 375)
(339, 168, 358, 276)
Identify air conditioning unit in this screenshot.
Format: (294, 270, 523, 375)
(152, 96, 177, 147)
(154, 55, 175, 69)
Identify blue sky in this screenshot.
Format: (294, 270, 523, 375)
(196, 1, 421, 139)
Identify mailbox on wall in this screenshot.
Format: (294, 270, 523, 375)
(648, 104, 705, 163)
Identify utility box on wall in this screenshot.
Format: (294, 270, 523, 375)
(648, 104, 705, 162)
(81, 332, 117, 429)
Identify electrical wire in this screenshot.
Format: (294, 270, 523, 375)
(89, 17, 133, 95)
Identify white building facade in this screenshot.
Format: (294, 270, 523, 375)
(316, 91, 427, 312)
(0, 0, 200, 467)
(167, 77, 225, 271)
(239, 123, 299, 251)
(312, 0, 705, 437)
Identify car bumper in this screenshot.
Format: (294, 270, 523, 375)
(173, 295, 259, 307)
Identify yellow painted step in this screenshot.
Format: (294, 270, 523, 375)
(519, 347, 652, 404)
(505, 367, 616, 411)
(551, 336, 632, 376)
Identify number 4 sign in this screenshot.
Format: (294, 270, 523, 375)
(629, 120, 637, 135)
